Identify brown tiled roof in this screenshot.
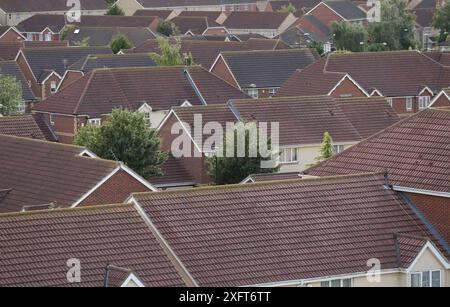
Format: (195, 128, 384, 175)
(0, 60, 36, 101)
(177, 10, 224, 21)
(33, 66, 246, 117)
(16, 14, 66, 33)
(423, 52, 450, 67)
(149, 155, 196, 188)
(136, 0, 258, 8)
(170, 16, 221, 35)
(243, 172, 304, 183)
(68, 53, 156, 72)
(395, 234, 428, 268)
(65, 27, 156, 47)
(307, 108, 450, 193)
(0, 115, 56, 141)
(133, 9, 174, 19)
(222, 11, 292, 30)
(0, 134, 119, 212)
(133, 173, 442, 286)
(279, 51, 450, 97)
(0, 0, 107, 12)
(0, 204, 186, 287)
(217, 49, 320, 88)
(104, 265, 143, 287)
(129, 38, 290, 68)
(0, 41, 67, 61)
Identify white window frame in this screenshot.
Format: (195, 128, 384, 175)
(387, 97, 393, 107)
(410, 270, 441, 287)
(406, 97, 413, 111)
(49, 114, 55, 126)
(144, 111, 151, 127)
(320, 278, 352, 287)
(419, 96, 431, 110)
(88, 118, 101, 126)
(268, 88, 277, 97)
(247, 88, 258, 99)
(50, 81, 57, 93)
(280, 148, 298, 164)
(16, 101, 26, 113)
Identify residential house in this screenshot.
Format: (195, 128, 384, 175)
(263, 0, 321, 16)
(0, 26, 26, 42)
(15, 46, 112, 100)
(176, 10, 229, 23)
(0, 60, 37, 111)
(304, 0, 368, 26)
(0, 0, 107, 26)
(59, 53, 157, 90)
(32, 66, 247, 143)
(16, 14, 161, 41)
(407, 0, 443, 50)
(64, 27, 156, 47)
(129, 173, 450, 287)
(157, 95, 399, 186)
(125, 38, 290, 68)
(0, 114, 57, 141)
(115, 0, 261, 16)
(0, 134, 156, 213)
(210, 49, 320, 98)
(169, 16, 228, 36)
(220, 11, 298, 38)
(305, 107, 450, 246)
(430, 88, 450, 107)
(0, 204, 188, 287)
(277, 51, 450, 115)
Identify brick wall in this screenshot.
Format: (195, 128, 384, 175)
(0, 29, 25, 42)
(406, 192, 450, 245)
(309, 3, 343, 26)
(41, 74, 61, 100)
(79, 169, 152, 206)
(329, 77, 367, 98)
(431, 94, 450, 107)
(210, 56, 239, 86)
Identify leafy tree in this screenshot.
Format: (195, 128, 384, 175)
(61, 24, 75, 40)
(0, 75, 22, 116)
(73, 37, 90, 46)
(150, 37, 194, 66)
(74, 109, 167, 178)
(110, 34, 133, 53)
(307, 41, 324, 55)
(106, 4, 125, 16)
(367, 0, 417, 50)
(315, 132, 336, 163)
(277, 3, 297, 13)
(433, 2, 450, 42)
(331, 21, 368, 52)
(157, 20, 180, 37)
(206, 122, 279, 185)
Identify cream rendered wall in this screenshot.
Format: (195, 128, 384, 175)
(408, 248, 450, 287)
(151, 110, 169, 129)
(279, 143, 355, 173)
(115, 0, 143, 16)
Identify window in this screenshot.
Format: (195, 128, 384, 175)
(26, 33, 33, 40)
(280, 148, 298, 164)
(419, 96, 431, 110)
(406, 97, 413, 111)
(49, 114, 55, 126)
(333, 144, 344, 154)
(247, 88, 258, 99)
(88, 118, 101, 126)
(324, 42, 331, 54)
(410, 270, 441, 287)
(144, 111, 151, 127)
(16, 102, 26, 113)
(268, 88, 277, 97)
(320, 278, 352, 287)
(50, 81, 57, 93)
(45, 33, 52, 41)
(387, 98, 393, 107)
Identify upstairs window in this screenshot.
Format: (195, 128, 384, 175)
(50, 81, 57, 93)
(411, 270, 441, 287)
(387, 98, 393, 107)
(280, 148, 298, 164)
(268, 88, 277, 97)
(333, 144, 344, 154)
(406, 97, 413, 111)
(321, 278, 352, 287)
(419, 96, 431, 110)
(144, 111, 151, 127)
(88, 118, 101, 126)
(247, 88, 258, 99)
(17, 102, 26, 113)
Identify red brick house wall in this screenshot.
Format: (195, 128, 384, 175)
(210, 56, 239, 87)
(0, 29, 25, 42)
(308, 3, 344, 26)
(431, 94, 450, 107)
(79, 169, 152, 206)
(406, 192, 450, 245)
(41, 75, 61, 100)
(329, 77, 367, 98)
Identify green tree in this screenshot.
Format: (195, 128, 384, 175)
(110, 34, 133, 53)
(331, 21, 368, 52)
(150, 37, 194, 66)
(307, 41, 324, 55)
(206, 122, 279, 185)
(0, 75, 22, 116)
(106, 4, 125, 16)
(277, 3, 297, 13)
(433, 2, 450, 42)
(74, 109, 167, 178)
(368, 0, 417, 50)
(61, 24, 75, 40)
(315, 132, 336, 163)
(73, 37, 90, 46)
(157, 20, 180, 37)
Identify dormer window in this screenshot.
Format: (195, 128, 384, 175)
(419, 96, 431, 110)
(88, 118, 101, 126)
(50, 81, 57, 93)
(144, 111, 151, 127)
(410, 270, 441, 287)
(138, 103, 152, 127)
